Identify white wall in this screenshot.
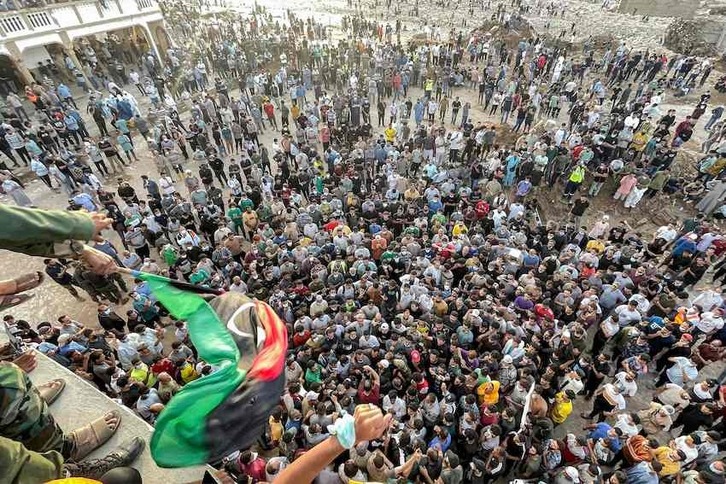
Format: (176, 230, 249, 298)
(20, 45, 52, 70)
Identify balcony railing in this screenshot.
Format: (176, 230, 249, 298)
(0, 0, 160, 39)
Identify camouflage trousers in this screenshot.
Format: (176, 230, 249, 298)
(0, 362, 71, 457)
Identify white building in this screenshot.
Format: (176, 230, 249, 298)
(0, 0, 167, 89)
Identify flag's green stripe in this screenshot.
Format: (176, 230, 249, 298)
(145, 276, 246, 467)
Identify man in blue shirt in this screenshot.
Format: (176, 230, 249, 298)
(57, 333, 87, 357)
(428, 426, 452, 452)
(428, 195, 443, 216)
(671, 234, 698, 257)
(71, 191, 98, 212)
(626, 460, 661, 484)
(63, 114, 81, 144)
(56, 83, 77, 109)
(585, 421, 623, 452)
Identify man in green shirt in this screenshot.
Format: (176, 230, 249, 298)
(0, 205, 113, 266)
(227, 202, 243, 233)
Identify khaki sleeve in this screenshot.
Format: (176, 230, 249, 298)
(0, 205, 95, 258)
(0, 435, 64, 482)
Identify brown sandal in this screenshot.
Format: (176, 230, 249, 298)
(69, 410, 122, 460)
(0, 293, 33, 311)
(13, 271, 44, 293)
(36, 379, 66, 405)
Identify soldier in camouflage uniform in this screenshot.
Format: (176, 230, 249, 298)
(0, 361, 69, 456)
(0, 206, 145, 480)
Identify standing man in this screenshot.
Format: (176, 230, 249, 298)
(569, 196, 590, 228)
(263, 100, 278, 131)
(427, 98, 438, 122)
(56, 83, 77, 109)
(5, 128, 30, 166)
(43, 258, 85, 301)
(6, 92, 29, 121)
(451, 96, 462, 126)
(129, 69, 146, 96)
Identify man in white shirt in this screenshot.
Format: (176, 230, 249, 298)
(614, 371, 638, 397)
(663, 356, 699, 387)
(654, 224, 678, 243)
(613, 412, 639, 436)
(655, 382, 690, 410)
(674, 435, 699, 465)
(554, 124, 568, 145)
(427, 100, 438, 122)
(624, 112, 640, 130)
(229, 276, 248, 294)
(612, 300, 642, 327)
(129, 69, 145, 96)
(692, 289, 724, 312)
(695, 309, 725, 335)
(382, 390, 406, 419)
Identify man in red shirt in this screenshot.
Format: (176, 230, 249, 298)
(262, 100, 277, 131)
(292, 324, 311, 348)
(236, 450, 267, 481)
(357, 365, 381, 405)
(150, 355, 175, 378)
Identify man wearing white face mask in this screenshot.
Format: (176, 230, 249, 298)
(97, 303, 126, 333)
(382, 390, 406, 419)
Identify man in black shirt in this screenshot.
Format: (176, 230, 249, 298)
(209, 156, 227, 185)
(569, 196, 590, 229)
(97, 303, 126, 333)
(451, 97, 462, 125)
(44, 258, 83, 300)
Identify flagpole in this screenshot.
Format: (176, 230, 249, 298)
(116, 267, 226, 296)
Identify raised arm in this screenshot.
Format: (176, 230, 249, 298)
(275, 404, 392, 484)
(0, 206, 109, 257)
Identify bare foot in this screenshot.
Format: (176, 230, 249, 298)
(69, 410, 122, 460)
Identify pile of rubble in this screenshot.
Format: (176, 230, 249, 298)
(521, 0, 669, 53)
(663, 18, 717, 56)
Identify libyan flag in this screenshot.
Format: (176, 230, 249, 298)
(134, 272, 288, 467)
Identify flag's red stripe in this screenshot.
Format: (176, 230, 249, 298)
(247, 301, 288, 381)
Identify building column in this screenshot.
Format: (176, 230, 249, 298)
(141, 23, 164, 69)
(4, 41, 35, 86)
(58, 31, 91, 89)
(718, 23, 726, 52)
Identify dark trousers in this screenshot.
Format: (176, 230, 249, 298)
(134, 244, 150, 260)
(214, 170, 228, 185)
(94, 160, 110, 176)
(591, 328, 608, 356)
(15, 147, 30, 165)
(38, 174, 53, 188)
(61, 283, 81, 298)
(587, 394, 615, 421)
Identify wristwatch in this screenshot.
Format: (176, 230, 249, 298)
(69, 240, 85, 257)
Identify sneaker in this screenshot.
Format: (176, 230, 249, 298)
(63, 437, 145, 480)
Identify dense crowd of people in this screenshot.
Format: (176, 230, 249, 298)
(2, 0, 726, 482)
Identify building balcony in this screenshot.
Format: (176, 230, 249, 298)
(0, 0, 163, 48)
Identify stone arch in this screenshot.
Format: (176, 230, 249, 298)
(20, 42, 74, 84)
(154, 24, 171, 53)
(0, 54, 26, 96)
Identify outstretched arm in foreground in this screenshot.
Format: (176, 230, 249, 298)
(275, 404, 392, 484)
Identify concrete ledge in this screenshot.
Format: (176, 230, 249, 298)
(3, 337, 207, 482)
